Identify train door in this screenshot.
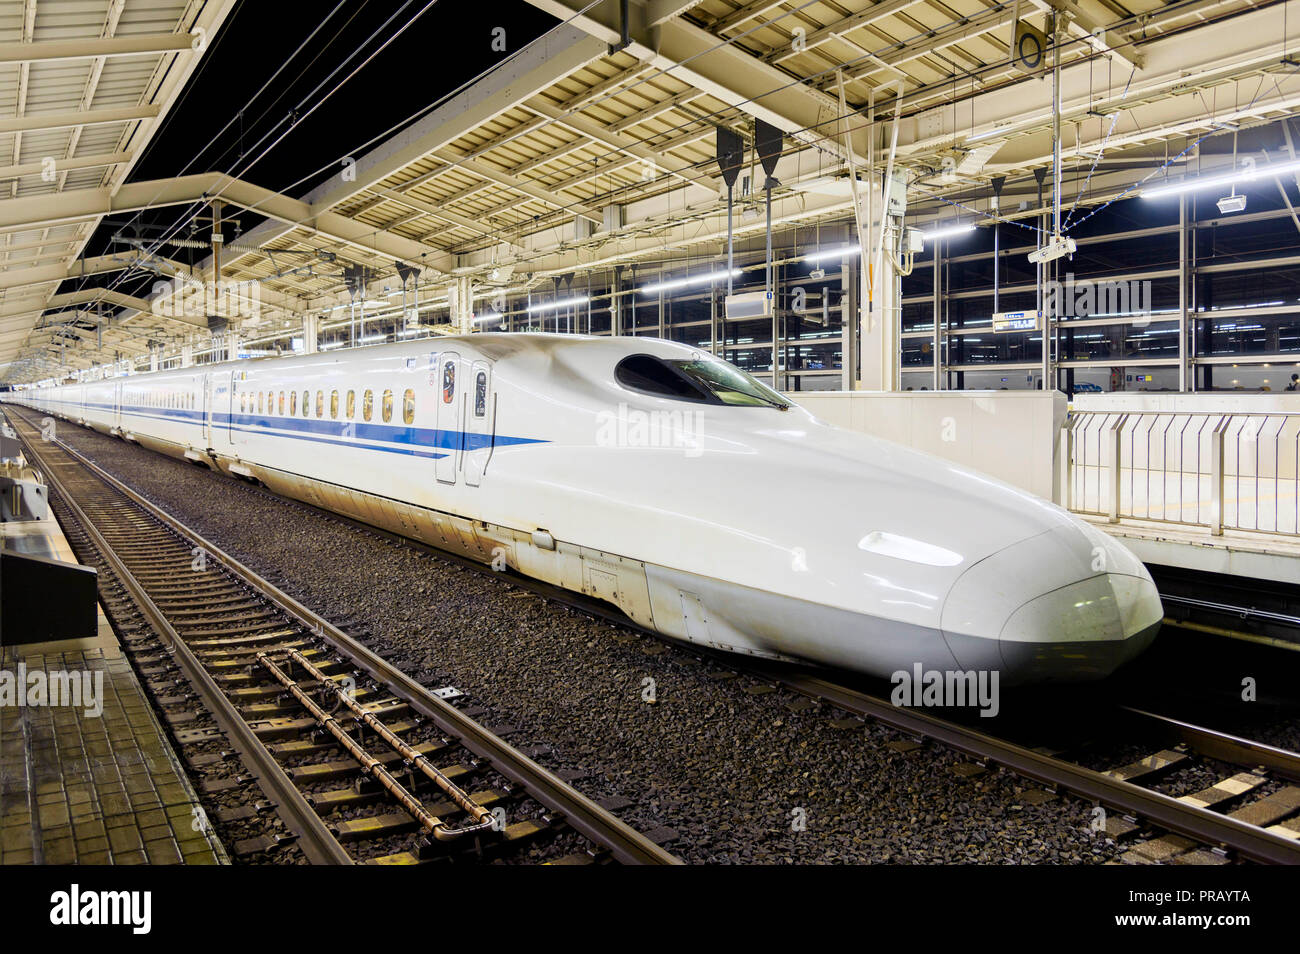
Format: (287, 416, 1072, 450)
(113, 382, 122, 430)
(228, 371, 242, 443)
(202, 374, 213, 446)
(434, 352, 460, 485)
(462, 360, 494, 487)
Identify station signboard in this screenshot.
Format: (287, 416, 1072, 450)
(992, 310, 1042, 332)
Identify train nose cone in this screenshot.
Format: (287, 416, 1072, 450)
(941, 522, 1163, 684)
(996, 572, 1162, 682)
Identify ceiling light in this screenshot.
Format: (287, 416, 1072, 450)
(640, 268, 741, 294)
(923, 223, 976, 241)
(526, 295, 588, 314)
(803, 244, 861, 264)
(1142, 159, 1300, 199)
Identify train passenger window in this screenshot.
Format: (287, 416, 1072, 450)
(258, 391, 264, 413)
(279, 391, 286, 415)
(362, 390, 373, 421)
(346, 390, 355, 418)
(301, 391, 309, 417)
(402, 389, 415, 425)
(240, 393, 246, 414)
(315, 391, 324, 417)
(474, 371, 487, 417)
(290, 390, 297, 415)
(381, 389, 393, 423)
(330, 390, 339, 419)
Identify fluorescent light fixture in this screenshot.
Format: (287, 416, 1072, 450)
(320, 340, 347, 350)
(922, 223, 975, 241)
(473, 311, 503, 324)
(526, 295, 588, 314)
(803, 244, 861, 264)
(640, 268, 741, 295)
(1142, 159, 1300, 200)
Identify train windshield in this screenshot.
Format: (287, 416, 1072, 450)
(668, 358, 790, 409)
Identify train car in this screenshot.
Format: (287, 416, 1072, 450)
(10, 334, 1162, 684)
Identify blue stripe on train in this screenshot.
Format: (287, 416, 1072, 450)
(32, 399, 546, 460)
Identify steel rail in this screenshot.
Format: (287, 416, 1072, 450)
(751, 670, 1300, 866)
(11, 416, 354, 865)
(10, 407, 681, 866)
(1117, 706, 1300, 785)
(22, 404, 1300, 864)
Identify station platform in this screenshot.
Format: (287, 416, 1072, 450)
(0, 462, 225, 865)
(1083, 516, 1300, 586)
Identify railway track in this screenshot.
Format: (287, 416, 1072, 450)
(16, 406, 1300, 865)
(8, 408, 679, 866)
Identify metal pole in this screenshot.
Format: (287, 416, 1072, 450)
(710, 287, 718, 356)
(767, 180, 777, 389)
(727, 188, 734, 296)
(1052, 11, 1061, 240)
(211, 200, 224, 360)
(933, 237, 942, 390)
(1179, 193, 1188, 392)
(1044, 11, 1062, 393)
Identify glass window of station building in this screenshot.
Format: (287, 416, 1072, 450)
(472, 164, 1300, 395)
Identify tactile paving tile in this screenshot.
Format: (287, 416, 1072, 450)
(0, 615, 225, 865)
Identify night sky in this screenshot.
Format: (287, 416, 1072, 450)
(67, 0, 557, 299)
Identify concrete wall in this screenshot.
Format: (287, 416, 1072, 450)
(789, 390, 1069, 503)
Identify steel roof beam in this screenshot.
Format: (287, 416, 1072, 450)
(897, 3, 1300, 161)
(0, 105, 160, 135)
(0, 32, 200, 64)
(0, 151, 133, 182)
(0, 173, 454, 271)
(524, 0, 862, 159)
(766, 0, 926, 66)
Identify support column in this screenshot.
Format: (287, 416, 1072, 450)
(180, 343, 192, 368)
(449, 276, 474, 334)
(303, 312, 319, 354)
(857, 177, 896, 391)
(148, 340, 161, 372)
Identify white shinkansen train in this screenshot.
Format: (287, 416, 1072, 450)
(11, 334, 1161, 684)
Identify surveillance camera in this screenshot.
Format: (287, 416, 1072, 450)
(809, 267, 826, 280)
(1027, 235, 1077, 265)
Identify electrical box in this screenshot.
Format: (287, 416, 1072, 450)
(885, 172, 908, 217)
